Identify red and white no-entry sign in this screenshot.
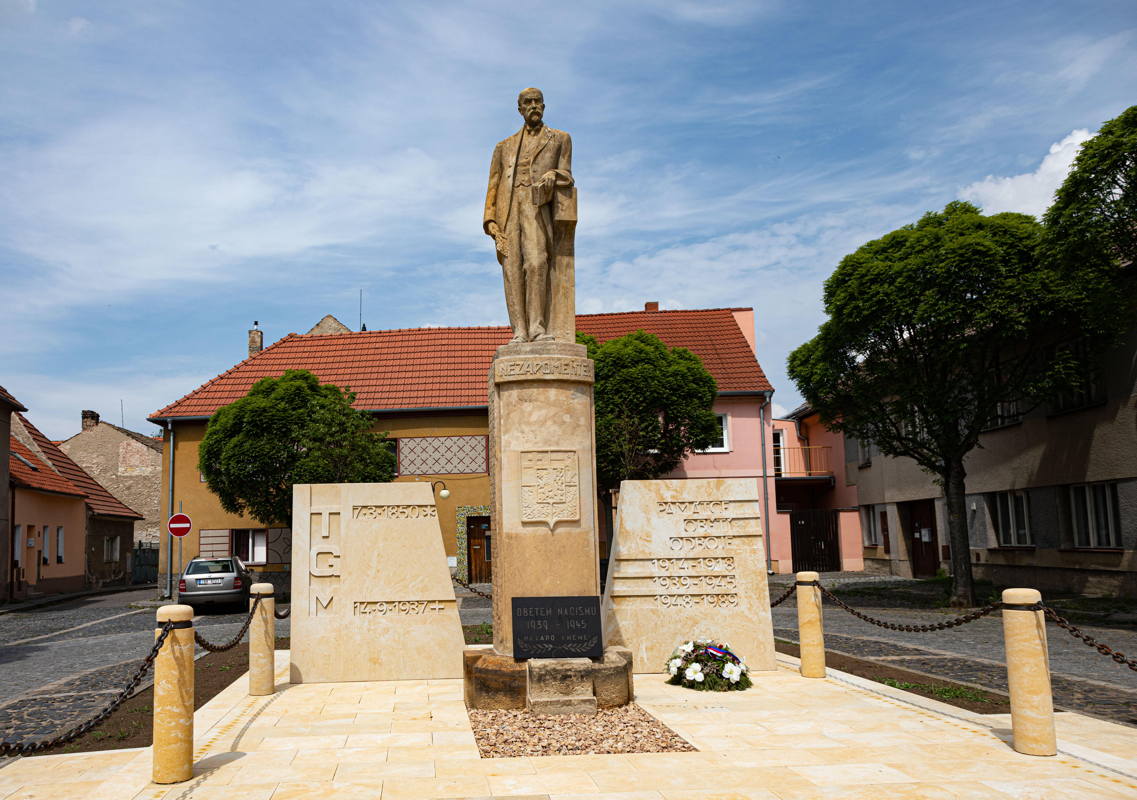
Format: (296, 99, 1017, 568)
(167, 513, 192, 538)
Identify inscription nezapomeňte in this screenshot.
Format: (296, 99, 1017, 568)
(496, 358, 594, 380)
(512, 596, 603, 659)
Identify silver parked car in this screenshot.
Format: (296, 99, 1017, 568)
(178, 557, 252, 608)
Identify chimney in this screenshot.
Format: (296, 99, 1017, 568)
(81, 410, 99, 431)
(644, 301, 659, 312)
(248, 321, 263, 358)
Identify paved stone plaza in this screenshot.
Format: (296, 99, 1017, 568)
(1, 651, 1135, 799)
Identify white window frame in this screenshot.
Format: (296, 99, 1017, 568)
(862, 504, 882, 546)
(984, 398, 1023, 430)
(56, 527, 65, 563)
(103, 535, 121, 563)
(991, 490, 1032, 546)
(702, 413, 731, 453)
(771, 429, 784, 476)
(1069, 482, 1121, 548)
(857, 438, 877, 467)
(231, 529, 268, 565)
(43, 524, 50, 565)
(13, 526, 22, 567)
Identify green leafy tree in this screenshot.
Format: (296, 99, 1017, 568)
(580, 331, 719, 529)
(1043, 104, 1137, 274)
(788, 201, 1085, 606)
(1041, 105, 1137, 345)
(198, 370, 395, 525)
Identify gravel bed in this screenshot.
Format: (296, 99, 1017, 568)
(469, 704, 696, 758)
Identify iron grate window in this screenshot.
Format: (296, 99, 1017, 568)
(398, 435, 488, 475)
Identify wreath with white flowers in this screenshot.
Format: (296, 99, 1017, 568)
(665, 640, 752, 691)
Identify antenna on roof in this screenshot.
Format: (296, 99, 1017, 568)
(359, 289, 363, 332)
(120, 399, 125, 427)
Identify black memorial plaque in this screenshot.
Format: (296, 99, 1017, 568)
(512, 595, 603, 659)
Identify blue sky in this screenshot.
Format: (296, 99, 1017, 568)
(2, 0, 1134, 439)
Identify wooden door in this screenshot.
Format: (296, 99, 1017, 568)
(467, 516, 492, 583)
(906, 500, 939, 577)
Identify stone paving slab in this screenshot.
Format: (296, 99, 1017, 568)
(1, 651, 1135, 799)
(774, 625, 1137, 727)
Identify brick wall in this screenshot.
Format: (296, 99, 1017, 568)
(60, 423, 163, 544)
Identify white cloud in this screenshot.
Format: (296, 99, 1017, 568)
(1055, 31, 1135, 92)
(66, 16, 89, 36)
(2, 0, 36, 14)
(957, 129, 1091, 217)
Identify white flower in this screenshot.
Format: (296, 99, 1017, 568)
(722, 663, 742, 683)
(678, 641, 694, 654)
(684, 664, 704, 682)
(668, 658, 682, 676)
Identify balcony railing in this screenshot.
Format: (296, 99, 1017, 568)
(774, 445, 832, 477)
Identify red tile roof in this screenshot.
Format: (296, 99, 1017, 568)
(16, 414, 143, 520)
(9, 438, 86, 498)
(0, 385, 27, 412)
(151, 308, 772, 421)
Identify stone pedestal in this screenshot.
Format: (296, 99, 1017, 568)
(528, 657, 598, 715)
(464, 340, 632, 713)
(487, 341, 600, 654)
(464, 644, 633, 713)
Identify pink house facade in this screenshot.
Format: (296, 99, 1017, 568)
(771, 405, 864, 573)
(665, 308, 793, 573)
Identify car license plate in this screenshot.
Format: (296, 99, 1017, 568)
(197, 578, 222, 585)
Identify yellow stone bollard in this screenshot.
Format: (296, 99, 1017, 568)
(152, 604, 195, 784)
(1002, 588, 1057, 756)
(796, 571, 826, 678)
(249, 583, 276, 696)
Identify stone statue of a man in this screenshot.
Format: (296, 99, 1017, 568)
(484, 88, 576, 343)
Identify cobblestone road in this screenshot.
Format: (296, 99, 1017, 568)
(768, 574, 1137, 727)
(0, 588, 290, 744)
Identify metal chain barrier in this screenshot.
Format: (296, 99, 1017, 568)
(818, 584, 1002, 632)
(1043, 607, 1137, 672)
(274, 605, 291, 619)
(193, 595, 261, 653)
(0, 620, 176, 757)
(769, 583, 796, 608)
(452, 574, 492, 601)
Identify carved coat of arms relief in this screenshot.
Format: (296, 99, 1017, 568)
(520, 450, 580, 528)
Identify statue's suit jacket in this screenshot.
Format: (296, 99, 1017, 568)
(483, 125, 573, 244)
